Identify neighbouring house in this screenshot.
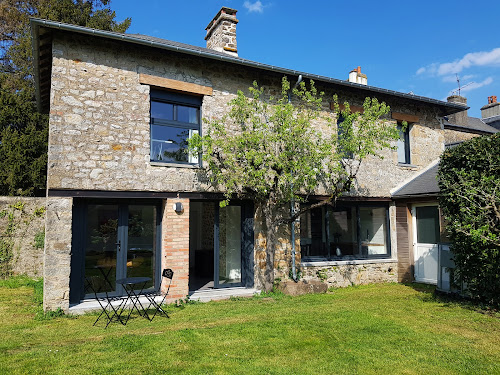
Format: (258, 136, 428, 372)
(32, 7, 486, 313)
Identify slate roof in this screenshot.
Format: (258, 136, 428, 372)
(443, 116, 498, 134)
(392, 164, 440, 198)
(30, 18, 469, 115)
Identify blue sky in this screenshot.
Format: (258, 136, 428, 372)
(114, 1, 499, 117)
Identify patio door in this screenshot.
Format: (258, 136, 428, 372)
(412, 205, 440, 284)
(71, 201, 160, 301)
(215, 205, 242, 287)
(189, 201, 254, 291)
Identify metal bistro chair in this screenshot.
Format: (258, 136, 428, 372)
(144, 268, 174, 321)
(85, 275, 126, 328)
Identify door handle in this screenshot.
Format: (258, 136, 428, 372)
(116, 241, 121, 252)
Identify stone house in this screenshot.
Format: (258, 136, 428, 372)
(31, 7, 487, 313)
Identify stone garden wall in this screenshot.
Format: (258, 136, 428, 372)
(0, 197, 46, 278)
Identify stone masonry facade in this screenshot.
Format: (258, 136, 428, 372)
(44, 32, 451, 311)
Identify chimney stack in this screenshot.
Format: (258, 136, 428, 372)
(205, 7, 239, 57)
(446, 95, 468, 126)
(348, 66, 367, 85)
(481, 95, 500, 119)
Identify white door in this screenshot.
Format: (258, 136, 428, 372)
(412, 205, 440, 284)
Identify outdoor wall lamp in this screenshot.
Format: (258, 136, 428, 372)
(173, 202, 183, 213)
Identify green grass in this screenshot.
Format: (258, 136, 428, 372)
(1, 278, 499, 374)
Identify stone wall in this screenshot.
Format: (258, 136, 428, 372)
(302, 261, 398, 287)
(444, 128, 479, 144)
(0, 197, 45, 278)
(47, 33, 445, 199)
(44, 197, 73, 312)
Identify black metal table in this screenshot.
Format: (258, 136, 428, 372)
(116, 277, 152, 324)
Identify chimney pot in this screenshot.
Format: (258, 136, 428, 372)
(348, 66, 367, 85)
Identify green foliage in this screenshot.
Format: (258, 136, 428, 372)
(316, 269, 328, 282)
(191, 78, 397, 209)
(438, 133, 500, 307)
(0, 0, 131, 196)
(190, 77, 398, 287)
(33, 230, 44, 249)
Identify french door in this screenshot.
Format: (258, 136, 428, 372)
(71, 200, 161, 301)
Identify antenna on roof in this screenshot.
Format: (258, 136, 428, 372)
(451, 74, 473, 96)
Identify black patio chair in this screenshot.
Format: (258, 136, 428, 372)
(144, 268, 174, 321)
(85, 275, 126, 328)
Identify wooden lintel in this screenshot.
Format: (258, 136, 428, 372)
(392, 112, 419, 123)
(139, 74, 213, 96)
(331, 102, 364, 113)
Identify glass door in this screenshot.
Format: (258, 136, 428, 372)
(413, 205, 440, 284)
(215, 205, 242, 288)
(125, 205, 157, 290)
(84, 204, 120, 295)
(83, 202, 159, 298)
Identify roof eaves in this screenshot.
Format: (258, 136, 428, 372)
(30, 18, 469, 115)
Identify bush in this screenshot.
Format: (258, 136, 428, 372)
(438, 133, 500, 306)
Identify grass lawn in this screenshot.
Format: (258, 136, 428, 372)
(0, 278, 499, 375)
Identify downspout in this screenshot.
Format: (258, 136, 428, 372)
(288, 75, 303, 282)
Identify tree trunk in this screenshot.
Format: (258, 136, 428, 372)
(263, 200, 277, 291)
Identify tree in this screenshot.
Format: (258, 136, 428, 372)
(190, 77, 400, 289)
(0, 0, 131, 195)
(438, 133, 500, 306)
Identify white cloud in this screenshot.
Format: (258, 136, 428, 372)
(244, 1, 264, 13)
(459, 77, 493, 93)
(417, 47, 500, 76)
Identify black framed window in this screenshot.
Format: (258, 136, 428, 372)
(397, 122, 410, 164)
(300, 203, 391, 261)
(150, 90, 201, 164)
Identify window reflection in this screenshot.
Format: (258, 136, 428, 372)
(300, 204, 390, 261)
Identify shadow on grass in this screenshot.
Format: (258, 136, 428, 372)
(403, 282, 500, 318)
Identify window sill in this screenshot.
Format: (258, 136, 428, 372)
(301, 258, 397, 267)
(150, 161, 200, 169)
(397, 162, 418, 169)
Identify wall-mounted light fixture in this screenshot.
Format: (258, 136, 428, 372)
(173, 202, 183, 213)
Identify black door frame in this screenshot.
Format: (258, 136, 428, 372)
(69, 198, 162, 304)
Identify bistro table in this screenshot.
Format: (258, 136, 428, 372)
(116, 277, 152, 324)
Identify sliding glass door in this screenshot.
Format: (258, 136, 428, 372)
(216, 205, 242, 287)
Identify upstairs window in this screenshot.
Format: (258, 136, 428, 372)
(150, 90, 201, 164)
(397, 122, 410, 164)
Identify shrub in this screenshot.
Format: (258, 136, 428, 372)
(438, 133, 500, 306)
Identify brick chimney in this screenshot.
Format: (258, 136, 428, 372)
(481, 95, 500, 119)
(205, 7, 238, 57)
(446, 95, 468, 126)
(348, 66, 367, 85)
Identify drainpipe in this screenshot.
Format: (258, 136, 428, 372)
(288, 75, 302, 282)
